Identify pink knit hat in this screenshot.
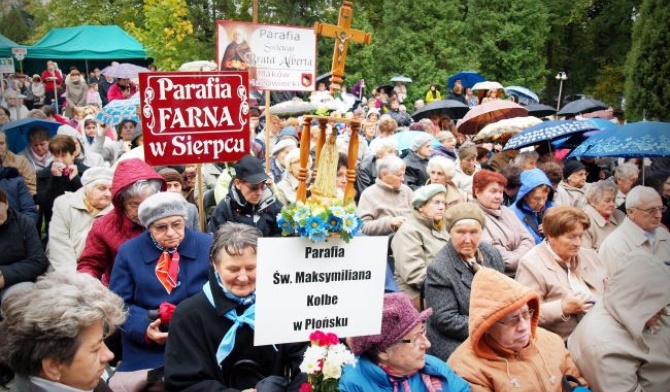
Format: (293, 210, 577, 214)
(349, 293, 433, 356)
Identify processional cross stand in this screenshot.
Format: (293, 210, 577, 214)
(296, 1, 372, 205)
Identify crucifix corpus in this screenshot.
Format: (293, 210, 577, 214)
(314, 0, 372, 95)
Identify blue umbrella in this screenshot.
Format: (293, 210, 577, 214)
(96, 95, 140, 126)
(447, 71, 485, 89)
(569, 121, 670, 158)
(1, 118, 61, 153)
(504, 86, 539, 105)
(503, 119, 615, 151)
(391, 131, 440, 152)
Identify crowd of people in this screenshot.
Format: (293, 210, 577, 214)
(0, 60, 669, 392)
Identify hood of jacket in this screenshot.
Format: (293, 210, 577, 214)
(469, 268, 540, 360)
(602, 250, 670, 347)
(513, 168, 554, 210)
(111, 158, 166, 211)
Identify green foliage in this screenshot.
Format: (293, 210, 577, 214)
(585, 64, 624, 106)
(624, 0, 670, 121)
(0, 7, 31, 44)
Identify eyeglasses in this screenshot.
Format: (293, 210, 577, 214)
(632, 206, 667, 215)
(498, 309, 534, 327)
(399, 331, 429, 348)
(243, 181, 266, 192)
(152, 220, 185, 234)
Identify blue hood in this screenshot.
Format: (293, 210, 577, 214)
(513, 168, 554, 209)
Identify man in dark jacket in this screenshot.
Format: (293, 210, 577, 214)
(207, 155, 282, 237)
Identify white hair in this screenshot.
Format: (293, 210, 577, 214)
(585, 180, 618, 204)
(284, 147, 311, 168)
(614, 162, 639, 181)
(427, 155, 456, 180)
(625, 185, 660, 209)
(369, 137, 398, 158)
(376, 155, 405, 178)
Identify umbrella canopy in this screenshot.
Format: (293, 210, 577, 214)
(1, 118, 61, 153)
(471, 81, 504, 91)
(557, 98, 609, 116)
(390, 75, 412, 83)
(447, 71, 485, 89)
(95, 94, 140, 126)
(504, 86, 539, 105)
(504, 118, 615, 151)
(391, 130, 440, 151)
(580, 109, 614, 120)
(178, 60, 218, 71)
(101, 63, 150, 79)
(269, 99, 315, 117)
(473, 116, 542, 144)
(411, 99, 470, 122)
(457, 100, 528, 135)
(569, 121, 670, 158)
(376, 84, 394, 97)
(526, 104, 557, 118)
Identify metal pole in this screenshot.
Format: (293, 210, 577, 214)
(556, 79, 564, 111)
(53, 77, 59, 114)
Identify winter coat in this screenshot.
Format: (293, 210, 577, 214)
(1, 151, 36, 194)
(0, 209, 48, 291)
(509, 168, 555, 244)
(448, 268, 584, 392)
(19, 148, 52, 173)
(453, 165, 479, 199)
(568, 250, 670, 392)
(36, 160, 89, 234)
(339, 355, 470, 392)
(581, 203, 626, 251)
(77, 158, 166, 285)
(553, 180, 587, 209)
(425, 242, 504, 360)
(109, 229, 212, 372)
(387, 109, 411, 127)
(276, 172, 299, 206)
(0, 166, 38, 224)
(392, 211, 450, 300)
(206, 184, 283, 237)
(10, 375, 113, 392)
(403, 151, 429, 191)
(355, 155, 378, 201)
(515, 242, 605, 341)
(270, 157, 285, 184)
(431, 145, 457, 161)
(598, 217, 670, 277)
(359, 179, 413, 236)
(107, 82, 137, 103)
(46, 187, 111, 272)
(164, 271, 307, 391)
(476, 201, 535, 276)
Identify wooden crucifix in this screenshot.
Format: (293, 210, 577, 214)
(314, 1, 372, 95)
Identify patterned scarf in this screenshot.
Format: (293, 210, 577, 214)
(152, 235, 180, 294)
(381, 365, 442, 392)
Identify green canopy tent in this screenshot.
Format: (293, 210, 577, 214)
(22, 25, 148, 76)
(0, 33, 21, 58)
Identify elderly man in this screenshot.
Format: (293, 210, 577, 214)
(599, 185, 670, 275)
(568, 251, 670, 392)
(358, 155, 413, 236)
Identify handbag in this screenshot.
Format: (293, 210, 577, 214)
(562, 375, 591, 392)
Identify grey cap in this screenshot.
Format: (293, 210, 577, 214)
(138, 192, 188, 228)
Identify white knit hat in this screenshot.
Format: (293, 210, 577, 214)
(81, 167, 113, 187)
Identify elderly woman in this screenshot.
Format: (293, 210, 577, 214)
(392, 184, 451, 308)
(403, 133, 433, 190)
(0, 188, 48, 303)
(359, 155, 412, 236)
(448, 268, 584, 391)
(473, 170, 535, 276)
(356, 137, 398, 200)
(47, 167, 113, 272)
(581, 180, 626, 251)
(424, 202, 504, 360)
(276, 147, 312, 206)
(108, 192, 212, 377)
(159, 168, 201, 231)
(612, 162, 639, 207)
(453, 142, 480, 199)
(0, 272, 126, 392)
(426, 155, 466, 209)
(270, 139, 297, 183)
(554, 160, 589, 208)
(432, 131, 458, 161)
(340, 293, 469, 392)
(515, 206, 606, 341)
(165, 223, 307, 391)
(510, 168, 555, 244)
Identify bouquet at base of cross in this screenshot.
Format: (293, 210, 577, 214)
(299, 331, 357, 392)
(277, 200, 362, 243)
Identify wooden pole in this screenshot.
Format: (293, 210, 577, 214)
(253, 0, 258, 23)
(197, 164, 205, 231)
(264, 90, 271, 172)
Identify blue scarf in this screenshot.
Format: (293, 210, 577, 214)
(203, 272, 256, 367)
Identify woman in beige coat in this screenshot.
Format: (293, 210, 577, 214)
(516, 206, 606, 341)
(426, 155, 466, 209)
(581, 180, 626, 251)
(391, 184, 450, 307)
(46, 167, 113, 271)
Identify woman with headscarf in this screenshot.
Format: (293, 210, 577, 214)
(509, 168, 555, 244)
(448, 268, 584, 391)
(453, 142, 480, 199)
(424, 202, 504, 360)
(340, 293, 470, 392)
(164, 223, 307, 391)
(391, 184, 451, 309)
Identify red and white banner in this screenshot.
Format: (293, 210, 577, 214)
(139, 71, 250, 165)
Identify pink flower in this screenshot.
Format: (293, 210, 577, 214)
(310, 330, 327, 346)
(299, 382, 312, 392)
(326, 332, 339, 345)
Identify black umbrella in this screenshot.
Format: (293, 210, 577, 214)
(411, 99, 470, 121)
(557, 98, 609, 116)
(377, 84, 394, 97)
(526, 104, 557, 118)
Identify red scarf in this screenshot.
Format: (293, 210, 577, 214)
(155, 250, 180, 294)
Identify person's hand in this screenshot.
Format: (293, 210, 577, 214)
(390, 216, 407, 231)
(146, 319, 168, 345)
(51, 162, 65, 177)
(122, 89, 131, 98)
(561, 293, 594, 317)
(67, 165, 78, 180)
